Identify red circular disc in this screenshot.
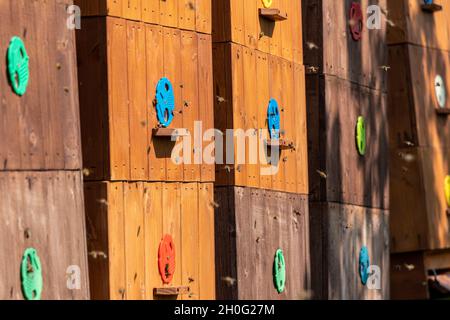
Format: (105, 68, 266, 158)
(158, 235, 176, 284)
(349, 2, 363, 41)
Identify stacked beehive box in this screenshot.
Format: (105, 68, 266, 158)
(388, 0, 450, 299)
(303, 0, 390, 299)
(75, 0, 215, 300)
(212, 0, 310, 299)
(0, 0, 89, 299)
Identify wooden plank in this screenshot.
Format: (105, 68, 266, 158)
(84, 182, 110, 300)
(0, 173, 21, 299)
(291, 0, 302, 64)
(268, 55, 285, 192)
(142, 0, 160, 23)
(197, 34, 215, 182)
(243, 47, 259, 188)
(146, 24, 166, 181)
(269, 0, 282, 57)
(56, 0, 83, 170)
(123, 0, 141, 21)
(196, 0, 212, 34)
(214, 186, 238, 299)
(107, 17, 130, 180)
(181, 183, 200, 299)
(198, 183, 215, 299)
(127, 21, 149, 181)
(163, 28, 184, 181)
(124, 182, 145, 300)
(256, 0, 271, 54)
(293, 64, 308, 194)
(230, 0, 245, 45)
(280, 0, 292, 60)
(160, 0, 178, 27)
(212, 44, 233, 186)
(234, 187, 255, 299)
(76, 17, 109, 180)
(107, 182, 127, 300)
(256, 51, 272, 190)
(144, 182, 163, 299)
(282, 60, 296, 193)
(179, 0, 196, 31)
(244, 0, 258, 48)
(162, 183, 182, 292)
(231, 44, 246, 186)
(181, 31, 200, 181)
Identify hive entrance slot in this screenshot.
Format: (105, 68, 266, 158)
(153, 286, 190, 296)
(421, 3, 443, 13)
(259, 8, 287, 21)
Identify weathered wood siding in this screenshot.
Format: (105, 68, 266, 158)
(303, 0, 390, 299)
(85, 181, 215, 300)
(0, 0, 89, 300)
(215, 186, 310, 300)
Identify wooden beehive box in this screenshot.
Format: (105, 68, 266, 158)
(303, 0, 390, 299)
(387, 0, 450, 300)
(215, 187, 310, 300)
(213, 0, 303, 64)
(85, 182, 215, 300)
(77, 17, 214, 182)
(0, 0, 89, 299)
(212, 1, 310, 299)
(75, 1, 216, 300)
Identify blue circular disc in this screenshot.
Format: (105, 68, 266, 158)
(155, 78, 175, 127)
(267, 99, 280, 140)
(359, 246, 370, 285)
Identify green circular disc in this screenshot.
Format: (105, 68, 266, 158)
(273, 249, 286, 294)
(356, 116, 366, 156)
(20, 248, 43, 300)
(7, 36, 30, 96)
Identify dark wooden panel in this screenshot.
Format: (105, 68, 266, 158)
(76, 17, 110, 180)
(0, 0, 82, 171)
(0, 171, 89, 300)
(303, 0, 387, 91)
(390, 251, 428, 300)
(215, 186, 310, 300)
(308, 75, 389, 209)
(310, 202, 389, 300)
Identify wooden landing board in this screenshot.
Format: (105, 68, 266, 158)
(0, 171, 89, 300)
(212, 42, 308, 194)
(74, 0, 212, 34)
(76, 17, 214, 183)
(0, 0, 82, 171)
(212, 0, 303, 64)
(307, 74, 389, 209)
(84, 181, 215, 300)
(309, 202, 389, 300)
(214, 186, 310, 300)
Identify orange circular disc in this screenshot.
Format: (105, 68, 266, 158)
(158, 235, 176, 284)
